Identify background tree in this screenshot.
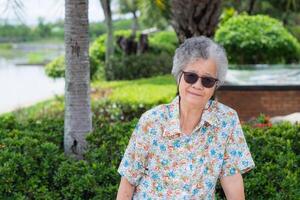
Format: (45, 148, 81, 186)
(171, 0, 222, 42)
(100, 0, 114, 72)
(118, 0, 139, 37)
(0, 0, 25, 23)
(138, 0, 169, 30)
(64, 0, 92, 159)
(139, 0, 222, 43)
(223, 0, 300, 25)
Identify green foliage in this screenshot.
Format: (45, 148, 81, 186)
(138, 0, 170, 29)
(216, 122, 300, 200)
(89, 20, 134, 41)
(0, 24, 33, 42)
(45, 55, 65, 78)
(92, 75, 176, 105)
(27, 52, 48, 65)
(289, 25, 300, 42)
(45, 54, 98, 80)
(46, 30, 177, 81)
(89, 30, 177, 80)
(36, 18, 52, 38)
(106, 52, 172, 80)
(0, 99, 147, 199)
(148, 31, 178, 55)
(89, 23, 106, 41)
(215, 14, 300, 64)
(221, 0, 300, 27)
(0, 43, 12, 50)
(219, 7, 238, 26)
(0, 19, 135, 43)
(89, 30, 133, 79)
(2, 74, 299, 199)
(1, 107, 299, 199)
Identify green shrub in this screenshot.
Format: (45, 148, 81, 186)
(45, 55, 98, 80)
(46, 30, 177, 81)
(90, 30, 177, 81)
(148, 31, 178, 55)
(1, 95, 299, 199)
(0, 43, 13, 50)
(89, 30, 134, 79)
(27, 52, 48, 65)
(0, 104, 140, 200)
(98, 75, 176, 105)
(289, 25, 300, 42)
(215, 122, 300, 200)
(105, 52, 172, 80)
(215, 14, 300, 64)
(45, 55, 65, 78)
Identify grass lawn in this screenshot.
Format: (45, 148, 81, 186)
(91, 75, 177, 105)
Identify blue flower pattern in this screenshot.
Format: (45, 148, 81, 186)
(118, 96, 255, 199)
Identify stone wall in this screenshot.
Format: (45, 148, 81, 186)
(216, 86, 300, 122)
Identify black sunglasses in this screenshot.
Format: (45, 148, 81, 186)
(181, 71, 218, 88)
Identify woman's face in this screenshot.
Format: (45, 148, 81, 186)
(178, 58, 217, 107)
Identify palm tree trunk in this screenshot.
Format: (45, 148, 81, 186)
(171, 0, 222, 43)
(64, 0, 92, 159)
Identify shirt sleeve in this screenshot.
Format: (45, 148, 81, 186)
(117, 114, 150, 186)
(220, 111, 255, 177)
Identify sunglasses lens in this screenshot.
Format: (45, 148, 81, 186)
(184, 72, 198, 84)
(201, 77, 216, 88)
(182, 71, 217, 88)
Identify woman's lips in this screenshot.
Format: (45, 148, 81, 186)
(188, 91, 202, 96)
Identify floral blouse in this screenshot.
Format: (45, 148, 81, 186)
(118, 96, 255, 199)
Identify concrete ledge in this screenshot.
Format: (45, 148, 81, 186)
(218, 85, 300, 91)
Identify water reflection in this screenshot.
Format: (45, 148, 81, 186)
(0, 58, 64, 114)
(226, 64, 300, 85)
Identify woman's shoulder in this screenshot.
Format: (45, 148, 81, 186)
(139, 102, 169, 122)
(213, 100, 239, 118)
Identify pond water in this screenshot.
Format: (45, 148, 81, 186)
(226, 64, 300, 85)
(0, 43, 65, 114)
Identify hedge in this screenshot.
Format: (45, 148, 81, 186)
(0, 99, 299, 199)
(215, 14, 300, 64)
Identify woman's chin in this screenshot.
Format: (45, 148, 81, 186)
(184, 93, 204, 105)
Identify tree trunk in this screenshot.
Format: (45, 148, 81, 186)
(170, 0, 222, 43)
(100, 0, 114, 68)
(247, 0, 256, 15)
(64, 0, 92, 159)
(131, 11, 138, 37)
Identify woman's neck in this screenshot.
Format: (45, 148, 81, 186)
(179, 98, 205, 135)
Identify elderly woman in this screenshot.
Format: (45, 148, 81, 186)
(116, 36, 255, 200)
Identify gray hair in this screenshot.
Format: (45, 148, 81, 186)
(171, 36, 228, 87)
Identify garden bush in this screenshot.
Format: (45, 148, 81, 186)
(0, 101, 144, 199)
(45, 55, 99, 80)
(45, 55, 65, 78)
(215, 122, 300, 200)
(148, 31, 178, 55)
(105, 52, 172, 80)
(91, 30, 177, 81)
(215, 14, 300, 64)
(1, 97, 299, 199)
(46, 30, 177, 81)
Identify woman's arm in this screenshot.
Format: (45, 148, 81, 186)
(220, 173, 245, 200)
(116, 177, 135, 200)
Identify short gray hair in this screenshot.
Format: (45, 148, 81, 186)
(171, 36, 228, 87)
